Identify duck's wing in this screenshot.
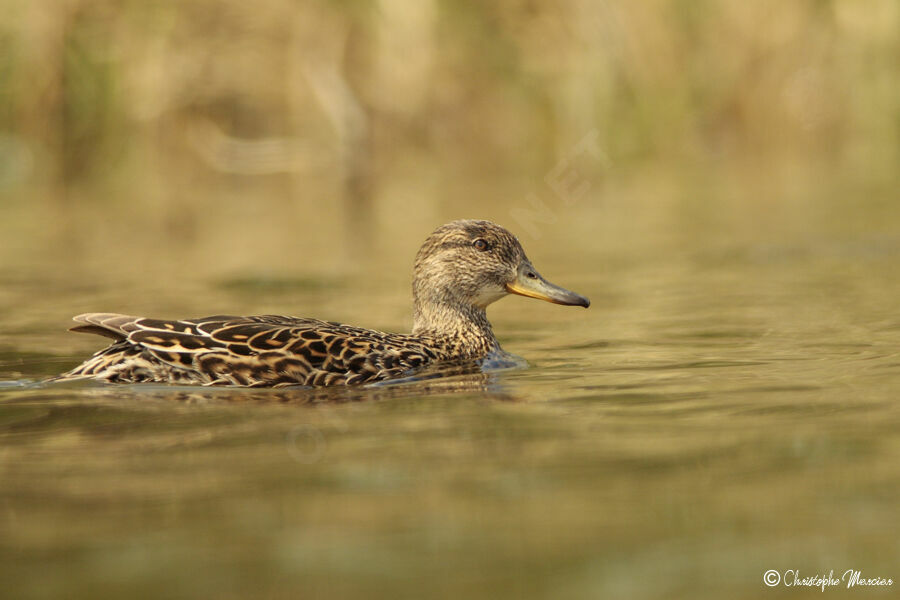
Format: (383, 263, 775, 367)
(67, 313, 436, 386)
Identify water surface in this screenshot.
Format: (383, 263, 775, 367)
(1, 187, 899, 599)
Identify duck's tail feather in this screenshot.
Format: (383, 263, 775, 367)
(69, 313, 143, 341)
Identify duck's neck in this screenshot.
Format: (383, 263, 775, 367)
(412, 298, 499, 356)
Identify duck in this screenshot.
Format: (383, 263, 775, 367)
(57, 220, 589, 387)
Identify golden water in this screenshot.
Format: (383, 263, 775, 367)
(1, 169, 899, 599)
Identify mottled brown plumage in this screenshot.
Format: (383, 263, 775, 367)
(57, 220, 589, 387)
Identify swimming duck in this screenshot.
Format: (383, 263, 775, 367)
(58, 220, 589, 387)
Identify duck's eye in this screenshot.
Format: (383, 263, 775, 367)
(473, 238, 490, 252)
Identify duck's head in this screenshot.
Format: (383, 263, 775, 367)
(412, 220, 589, 332)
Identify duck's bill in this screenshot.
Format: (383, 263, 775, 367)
(506, 264, 590, 308)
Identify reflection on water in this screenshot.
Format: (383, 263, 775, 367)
(45, 368, 516, 406)
(2, 189, 900, 600)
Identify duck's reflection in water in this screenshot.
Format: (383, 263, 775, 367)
(68, 360, 521, 406)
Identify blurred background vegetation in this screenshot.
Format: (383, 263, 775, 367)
(0, 0, 897, 286)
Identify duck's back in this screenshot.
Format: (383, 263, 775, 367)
(61, 313, 441, 387)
